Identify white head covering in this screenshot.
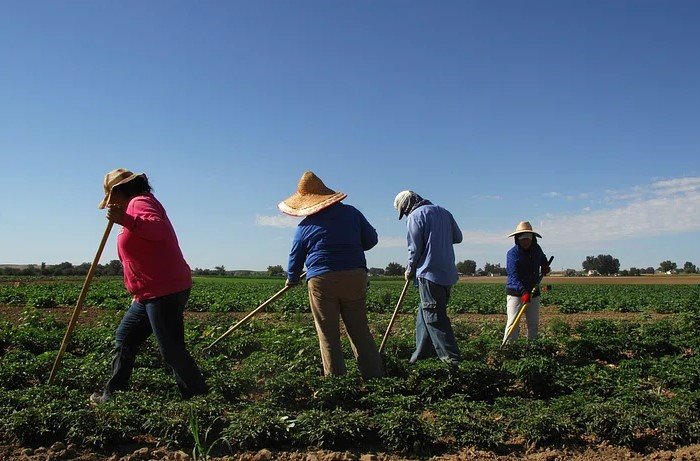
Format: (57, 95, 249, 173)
(394, 190, 424, 219)
(393, 190, 411, 210)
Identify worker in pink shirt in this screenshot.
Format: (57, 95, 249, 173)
(90, 169, 207, 404)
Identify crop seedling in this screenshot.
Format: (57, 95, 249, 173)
(188, 406, 228, 461)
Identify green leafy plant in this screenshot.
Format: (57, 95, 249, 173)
(223, 403, 294, 450)
(293, 408, 370, 449)
(375, 407, 430, 453)
(188, 406, 228, 461)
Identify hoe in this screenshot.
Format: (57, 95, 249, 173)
(203, 272, 306, 353)
(49, 221, 114, 383)
(379, 279, 411, 354)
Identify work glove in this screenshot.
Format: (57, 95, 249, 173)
(285, 279, 300, 288)
(106, 205, 126, 225)
(542, 265, 551, 276)
(520, 292, 531, 304)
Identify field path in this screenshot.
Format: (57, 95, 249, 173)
(0, 304, 673, 328)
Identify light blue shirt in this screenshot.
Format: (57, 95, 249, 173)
(406, 202, 462, 287)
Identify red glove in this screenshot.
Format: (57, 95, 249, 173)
(542, 265, 551, 276)
(520, 292, 531, 304)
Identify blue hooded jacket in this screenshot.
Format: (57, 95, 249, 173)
(506, 238, 549, 297)
(287, 202, 378, 282)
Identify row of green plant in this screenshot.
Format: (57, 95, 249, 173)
(1, 277, 699, 313)
(2, 306, 700, 455)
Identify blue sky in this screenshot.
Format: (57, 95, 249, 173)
(1, 1, 698, 272)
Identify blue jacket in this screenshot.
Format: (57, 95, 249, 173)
(287, 203, 378, 282)
(506, 241, 548, 296)
(406, 202, 462, 287)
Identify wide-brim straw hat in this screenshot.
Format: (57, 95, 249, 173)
(507, 221, 542, 238)
(98, 168, 145, 209)
(278, 171, 347, 217)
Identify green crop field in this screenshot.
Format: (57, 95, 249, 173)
(1, 277, 699, 314)
(1, 277, 700, 457)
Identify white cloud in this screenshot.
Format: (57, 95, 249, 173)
(255, 214, 300, 228)
(461, 230, 504, 246)
(377, 236, 406, 248)
(458, 176, 700, 246)
(651, 176, 700, 196)
(545, 191, 590, 201)
(541, 191, 700, 244)
(652, 177, 700, 188)
(543, 176, 700, 243)
(605, 191, 643, 202)
(472, 194, 502, 200)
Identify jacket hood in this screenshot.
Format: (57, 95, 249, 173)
(515, 235, 539, 249)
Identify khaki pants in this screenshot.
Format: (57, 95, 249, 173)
(307, 269, 384, 379)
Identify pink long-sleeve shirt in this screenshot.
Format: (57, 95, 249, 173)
(117, 193, 192, 301)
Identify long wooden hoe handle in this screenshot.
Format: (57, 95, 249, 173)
(203, 271, 307, 351)
(502, 301, 529, 346)
(48, 221, 114, 383)
(379, 279, 411, 354)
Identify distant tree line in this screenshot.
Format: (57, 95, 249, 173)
(658, 260, 698, 274)
(192, 265, 229, 276)
(366, 257, 700, 278)
(0, 260, 123, 277)
(369, 260, 507, 277)
(582, 255, 620, 275)
(191, 265, 270, 277)
(6, 257, 697, 279)
(575, 255, 698, 276)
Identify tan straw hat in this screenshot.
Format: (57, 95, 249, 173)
(507, 221, 542, 238)
(98, 168, 145, 209)
(278, 171, 347, 217)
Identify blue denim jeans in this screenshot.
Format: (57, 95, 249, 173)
(410, 278, 461, 365)
(104, 289, 207, 398)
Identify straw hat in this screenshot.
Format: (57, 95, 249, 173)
(507, 221, 542, 238)
(278, 171, 347, 217)
(98, 168, 145, 209)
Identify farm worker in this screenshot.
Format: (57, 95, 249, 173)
(89, 169, 207, 404)
(503, 221, 551, 344)
(280, 171, 384, 379)
(393, 191, 462, 366)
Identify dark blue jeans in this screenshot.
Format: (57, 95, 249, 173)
(410, 278, 461, 365)
(104, 289, 207, 398)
